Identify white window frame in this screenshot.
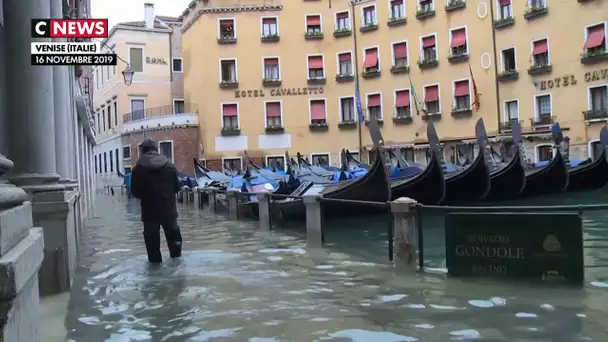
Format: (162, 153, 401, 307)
(217, 17, 237, 39)
(448, 25, 469, 55)
(260, 15, 280, 37)
(173, 98, 185, 114)
(265, 155, 287, 171)
(360, 4, 377, 26)
(306, 54, 326, 79)
(422, 83, 441, 114)
(122, 145, 131, 160)
(417, 0, 435, 11)
(261, 56, 282, 81)
(451, 77, 473, 108)
(495, 0, 514, 19)
(588, 139, 602, 160)
(530, 36, 550, 65)
(127, 44, 145, 73)
(335, 50, 354, 75)
(218, 57, 238, 83)
(390, 39, 409, 67)
(219, 101, 240, 129)
(365, 92, 384, 120)
(341, 150, 360, 165)
(527, 0, 546, 7)
(362, 45, 381, 71)
(394, 88, 412, 117)
(389, 0, 406, 19)
(419, 33, 438, 61)
(533, 93, 552, 120)
(221, 157, 243, 172)
(333, 10, 351, 30)
(158, 140, 175, 163)
(264, 100, 284, 128)
(503, 99, 520, 121)
(304, 13, 324, 32)
(534, 143, 553, 163)
(587, 83, 608, 111)
(308, 98, 328, 123)
(499, 46, 517, 72)
(338, 95, 356, 123)
(171, 57, 183, 73)
(129, 96, 146, 120)
(310, 152, 332, 167)
(584, 21, 608, 51)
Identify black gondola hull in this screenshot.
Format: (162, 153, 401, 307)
(567, 149, 608, 192)
(485, 152, 526, 200)
(442, 151, 491, 204)
(391, 152, 445, 204)
(521, 150, 569, 197)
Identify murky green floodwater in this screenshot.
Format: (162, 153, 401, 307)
(65, 192, 608, 341)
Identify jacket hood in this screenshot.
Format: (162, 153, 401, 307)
(137, 152, 170, 170)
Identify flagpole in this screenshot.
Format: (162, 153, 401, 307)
(350, 0, 363, 157)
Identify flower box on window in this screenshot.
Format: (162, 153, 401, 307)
(390, 65, 409, 74)
(336, 74, 355, 82)
(445, 0, 466, 11)
(580, 49, 608, 64)
(304, 31, 324, 40)
(387, 17, 407, 26)
(362, 68, 381, 78)
(421, 112, 441, 120)
(265, 125, 284, 134)
(338, 120, 357, 129)
(497, 70, 519, 82)
(448, 51, 469, 63)
(261, 34, 280, 42)
(416, 8, 435, 20)
(493, 17, 514, 29)
(451, 107, 473, 117)
(221, 127, 240, 136)
(263, 78, 282, 86)
(309, 122, 329, 131)
(219, 80, 239, 89)
(360, 23, 378, 32)
(217, 36, 237, 44)
(307, 77, 326, 85)
(524, 5, 548, 20)
(364, 119, 384, 126)
(393, 115, 413, 124)
(527, 64, 552, 75)
(333, 28, 352, 38)
(418, 58, 438, 70)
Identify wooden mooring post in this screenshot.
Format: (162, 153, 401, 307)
(390, 197, 419, 270)
(206, 188, 217, 213)
(227, 189, 239, 220)
(257, 192, 271, 230)
(304, 195, 323, 247)
(193, 188, 200, 208)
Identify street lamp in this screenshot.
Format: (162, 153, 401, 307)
(122, 65, 134, 86)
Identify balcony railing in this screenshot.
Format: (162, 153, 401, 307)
(530, 115, 555, 127)
(583, 108, 608, 121)
(123, 103, 198, 123)
(500, 119, 522, 131)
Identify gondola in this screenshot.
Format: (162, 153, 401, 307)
(484, 120, 526, 201)
(520, 123, 569, 197)
(429, 119, 491, 204)
(193, 158, 231, 187)
(274, 117, 391, 221)
(567, 126, 608, 192)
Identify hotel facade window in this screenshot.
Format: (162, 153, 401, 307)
(306, 15, 322, 34)
(267, 156, 285, 170)
(505, 100, 519, 121)
(219, 19, 235, 40)
(115, 148, 119, 173)
(367, 94, 382, 120)
(453, 80, 471, 110)
(262, 17, 278, 38)
(395, 90, 411, 118)
(123, 146, 131, 160)
(107, 105, 112, 129)
(362, 5, 376, 27)
(421, 35, 437, 62)
(589, 86, 607, 114)
(532, 39, 549, 67)
(307, 55, 325, 79)
(312, 154, 330, 166)
(265, 101, 282, 127)
(335, 11, 350, 31)
(172, 58, 183, 72)
(584, 24, 607, 56)
(390, 0, 405, 20)
(131, 99, 145, 121)
(537, 145, 553, 162)
(338, 52, 353, 76)
(103, 152, 107, 173)
(220, 59, 237, 83)
(535, 94, 552, 124)
(419, 0, 434, 12)
(392, 42, 408, 67)
(221, 103, 239, 130)
(159, 141, 173, 162)
(129, 47, 143, 73)
(174, 100, 185, 114)
(424, 85, 440, 114)
(363, 48, 379, 72)
(223, 158, 242, 172)
(497, 0, 513, 19)
(263, 58, 280, 81)
(310, 99, 327, 124)
(101, 108, 106, 130)
(528, 0, 545, 9)
(501, 48, 516, 72)
(113, 101, 118, 126)
(450, 28, 467, 57)
(340, 97, 355, 122)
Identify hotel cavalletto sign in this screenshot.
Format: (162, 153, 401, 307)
(537, 68, 607, 91)
(234, 87, 324, 98)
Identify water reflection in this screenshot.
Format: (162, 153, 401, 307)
(62, 193, 608, 341)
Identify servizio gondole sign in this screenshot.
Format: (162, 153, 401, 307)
(234, 87, 324, 98)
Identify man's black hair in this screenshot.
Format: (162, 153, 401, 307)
(140, 138, 158, 154)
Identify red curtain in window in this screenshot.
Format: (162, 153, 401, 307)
(306, 15, 321, 26)
(262, 18, 276, 24)
(311, 101, 326, 120)
(264, 58, 278, 66)
(533, 40, 548, 55)
(393, 43, 407, 59)
(336, 12, 349, 19)
(451, 29, 466, 48)
(499, 0, 511, 5)
(266, 102, 281, 117)
(425, 86, 439, 102)
(584, 25, 606, 49)
(363, 49, 378, 68)
(391, 0, 402, 5)
(368, 94, 381, 107)
(223, 104, 237, 116)
(339, 53, 351, 61)
(220, 20, 233, 27)
(422, 36, 436, 48)
(308, 56, 323, 68)
(396, 91, 410, 107)
(454, 81, 470, 96)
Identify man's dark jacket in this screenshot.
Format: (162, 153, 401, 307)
(130, 152, 180, 221)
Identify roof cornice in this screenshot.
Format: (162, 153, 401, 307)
(181, 4, 283, 34)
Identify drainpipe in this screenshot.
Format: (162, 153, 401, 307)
(350, 1, 363, 159)
(489, 0, 502, 135)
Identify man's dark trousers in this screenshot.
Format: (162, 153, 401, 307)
(143, 218, 183, 263)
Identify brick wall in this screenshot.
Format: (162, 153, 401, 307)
(121, 125, 199, 175)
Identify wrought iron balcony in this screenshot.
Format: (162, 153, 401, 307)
(530, 115, 555, 127)
(583, 108, 608, 121)
(500, 119, 522, 131)
(122, 103, 198, 123)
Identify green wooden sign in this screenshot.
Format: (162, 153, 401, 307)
(445, 212, 584, 284)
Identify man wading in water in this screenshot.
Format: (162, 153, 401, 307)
(131, 138, 183, 263)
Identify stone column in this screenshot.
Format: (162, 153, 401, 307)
(390, 197, 419, 270)
(50, 0, 70, 181)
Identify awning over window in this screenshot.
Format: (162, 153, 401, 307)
(336, 12, 349, 19)
(307, 15, 321, 26)
(363, 49, 378, 68)
(368, 94, 381, 107)
(393, 42, 407, 59)
(499, 0, 511, 5)
(262, 17, 276, 24)
(223, 104, 237, 116)
(308, 56, 323, 69)
(451, 29, 466, 48)
(533, 39, 548, 55)
(339, 52, 351, 61)
(220, 20, 233, 27)
(311, 100, 326, 120)
(425, 86, 439, 102)
(584, 25, 606, 49)
(396, 90, 410, 107)
(455, 80, 470, 96)
(266, 102, 281, 117)
(264, 58, 278, 66)
(422, 36, 435, 48)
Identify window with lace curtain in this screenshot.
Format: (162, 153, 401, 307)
(535, 95, 551, 118)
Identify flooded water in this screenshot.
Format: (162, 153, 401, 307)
(64, 193, 608, 341)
